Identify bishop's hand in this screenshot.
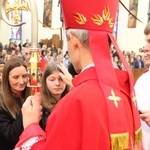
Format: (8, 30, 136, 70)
(58, 63, 73, 90)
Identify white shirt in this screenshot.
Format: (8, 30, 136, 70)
(134, 69, 150, 150)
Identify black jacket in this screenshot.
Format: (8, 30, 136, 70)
(0, 107, 23, 150)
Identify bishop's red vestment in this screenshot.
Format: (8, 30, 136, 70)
(15, 67, 141, 150)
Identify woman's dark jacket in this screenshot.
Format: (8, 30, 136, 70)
(0, 106, 23, 150)
(0, 97, 51, 150)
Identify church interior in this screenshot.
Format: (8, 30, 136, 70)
(0, 1, 150, 149)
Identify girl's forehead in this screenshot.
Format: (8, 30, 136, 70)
(48, 71, 60, 77)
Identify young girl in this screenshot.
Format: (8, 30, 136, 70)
(40, 62, 72, 130)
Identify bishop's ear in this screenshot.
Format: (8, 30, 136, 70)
(69, 33, 80, 49)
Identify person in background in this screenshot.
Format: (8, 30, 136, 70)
(134, 21, 150, 150)
(41, 49, 46, 57)
(130, 56, 136, 69)
(15, 0, 142, 149)
(40, 62, 72, 130)
(18, 40, 23, 52)
(112, 55, 121, 70)
(17, 52, 24, 60)
(0, 59, 5, 75)
(23, 39, 29, 47)
(57, 48, 63, 55)
(23, 45, 47, 72)
(0, 59, 5, 71)
(8, 39, 14, 52)
(111, 45, 119, 57)
(41, 44, 47, 51)
(133, 54, 144, 69)
(22, 46, 31, 67)
(0, 59, 5, 91)
(39, 39, 44, 48)
(0, 58, 31, 150)
(4, 44, 9, 51)
(52, 51, 58, 61)
(56, 54, 63, 63)
(13, 41, 18, 52)
(63, 51, 70, 69)
(51, 44, 57, 55)
(44, 50, 53, 63)
(0, 42, 3, 52)
(125, 55, 131, 67)
(0, 49, 7, 62)
(5, 54, 12, 62)
(11, 50, 17, 59)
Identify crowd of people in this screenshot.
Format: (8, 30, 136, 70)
(0, 39, 71, 69)
(0, 39, 146, 73)
(112, 47, 145, 70)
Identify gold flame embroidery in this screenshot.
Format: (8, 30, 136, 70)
(102, 6, 110, 21)
(91, 14, 103, 26)
(91, 6, 115, 28)
(109, 18, 115, 28)
(74, 13, 87, 25)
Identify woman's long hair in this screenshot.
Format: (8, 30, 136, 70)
(0, 58, 31, 119)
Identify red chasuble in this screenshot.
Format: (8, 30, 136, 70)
(16, 67, 142, 150)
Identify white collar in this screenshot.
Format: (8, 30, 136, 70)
(82, 63, 95, 72)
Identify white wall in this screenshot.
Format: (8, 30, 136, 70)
(117, 0, 149, 52)
(22, 0, 62, 43)
(0, 19, 11, 45)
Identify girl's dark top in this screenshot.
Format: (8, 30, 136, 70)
(0, 98, 23, 150)
(40, 107, 51, 130)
